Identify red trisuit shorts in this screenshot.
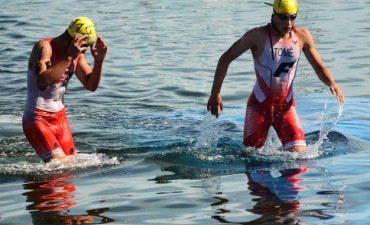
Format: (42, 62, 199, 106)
(22, 108, 75, 161)
(243, 94, 306, 150)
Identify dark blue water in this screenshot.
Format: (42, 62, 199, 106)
(1, 0, 370, 224)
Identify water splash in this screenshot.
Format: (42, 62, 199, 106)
(193, 112, 225, 162)
(194, 96, 344, 165)
(305, 98, 344, 156)
(195, 112, 219, 151)
(247, 96, 344, 162)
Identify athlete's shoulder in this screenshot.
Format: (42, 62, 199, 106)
(293, 26, 315, 47)
(241, 25, 266, 43)
(29, 39, 53, 67)
(239, 26, 267, 58)
(32, 39, 52, 52)
(293, 27, 313, 39)
(246, 25, 266, 36)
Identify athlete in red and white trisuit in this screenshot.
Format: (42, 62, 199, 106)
(244, 24, 305, 150)
(23, 17, 107, 162)
(23, 38, 78, 162)
(207, 0, 344, 152)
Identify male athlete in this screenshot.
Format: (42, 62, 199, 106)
(207, 0, 344, 152)
(23, 17, 108, 162)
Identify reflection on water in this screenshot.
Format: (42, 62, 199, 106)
(23, 171, 114, 224)
(210, 167, 335, 225)
(246, 168, 307, 215)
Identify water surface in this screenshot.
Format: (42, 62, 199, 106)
(1, 0, 370, 224)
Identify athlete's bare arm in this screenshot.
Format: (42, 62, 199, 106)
(29, 40, 71, 91)
(30, 35, 88, 91)
(297, 27, 345, 104)
(207, 26, 265, 118)
(75, 36, 107, 92)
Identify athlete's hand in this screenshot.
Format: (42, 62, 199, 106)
(67, 34, 88, 59)
(207, 92, 223, 118)
(90, 36, 107, 63)
(329, 83, 345, 105)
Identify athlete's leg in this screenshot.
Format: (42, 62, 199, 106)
(287, 145, 306, 152)
(244, 104, 271, 148)
(57, 112, 76, 157)
(273, 106, 306, 152)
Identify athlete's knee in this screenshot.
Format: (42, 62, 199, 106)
(58, 129, 75, 156)
(43, 152, 73, 164)
(285, 141, 306, 152)
(59, 141, 76, 156)
(63, 147, 75, 156)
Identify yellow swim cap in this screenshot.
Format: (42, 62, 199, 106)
(67, 17, 97, 45)
(273, 0, 298, 14)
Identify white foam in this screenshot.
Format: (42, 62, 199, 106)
(0, 153, 120, 175)
(0, 115, 22, 124)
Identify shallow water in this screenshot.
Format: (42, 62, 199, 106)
(1, 0, 370, 224)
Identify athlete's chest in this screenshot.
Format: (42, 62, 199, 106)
(270, 35, 300, 61)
